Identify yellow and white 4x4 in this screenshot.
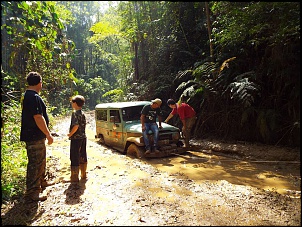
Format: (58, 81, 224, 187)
(95, 101, 184, 158)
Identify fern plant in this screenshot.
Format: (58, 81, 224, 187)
(226, 72, 261, 108)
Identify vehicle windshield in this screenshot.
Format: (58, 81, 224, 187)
(121, 105, 144, 121)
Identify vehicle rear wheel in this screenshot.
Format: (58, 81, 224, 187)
(127, 144, 144, 158)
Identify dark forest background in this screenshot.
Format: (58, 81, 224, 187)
(2, 1, 300, 147)
(1, 1, 300, 202)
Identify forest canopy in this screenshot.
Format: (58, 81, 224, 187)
(1, 1, 300, 146)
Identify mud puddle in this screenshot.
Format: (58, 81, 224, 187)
(145, 149, 300, 196)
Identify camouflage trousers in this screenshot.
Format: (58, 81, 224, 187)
(183, 116, 197, 147)
(25, 139, 47, 197)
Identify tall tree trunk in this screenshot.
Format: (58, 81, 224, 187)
(134, 42, 139, 81)
(205, 2, 213, 59)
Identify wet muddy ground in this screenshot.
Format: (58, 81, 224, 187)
(1, 111, 300, 226)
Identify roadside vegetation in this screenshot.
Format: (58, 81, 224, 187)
(1, 1, 300, 203)
(1, 101, 27, 201)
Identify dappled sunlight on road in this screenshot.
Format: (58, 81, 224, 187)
(1, 112, 296, 226)
(50, 116, 300, 197)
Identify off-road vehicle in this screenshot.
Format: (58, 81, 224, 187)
(95, 101, 185, 158)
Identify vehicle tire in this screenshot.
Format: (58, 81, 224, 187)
(177, 140, 184, 147)
(98, 135, 105, 145)
(127, 144, 144, 158)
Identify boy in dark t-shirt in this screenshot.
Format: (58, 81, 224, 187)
(67, 95, 87, 183)
(140, 98, 163, 154)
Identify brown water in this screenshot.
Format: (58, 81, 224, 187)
(146, 150, 300, 196)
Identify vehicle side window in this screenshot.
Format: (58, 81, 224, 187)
(96, 109, 107, 121)
(110, 110, 121, 123)
(122, 108, 132, 121)
(122, 106, 144, 121)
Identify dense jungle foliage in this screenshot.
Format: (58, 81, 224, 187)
(1, 1, 300, 201)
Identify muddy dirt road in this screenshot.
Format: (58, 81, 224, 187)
(1, 111, 301, 226)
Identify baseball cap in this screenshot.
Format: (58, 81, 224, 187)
(151, 98, 162, 106)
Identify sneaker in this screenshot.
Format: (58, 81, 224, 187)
(145, 150, 151, 155)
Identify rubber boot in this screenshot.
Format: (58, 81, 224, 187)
(70, 166, 79, 183)
(41, 179, 56, 189)
(24, 191, 47, 202)
(80, 163, 87, 179)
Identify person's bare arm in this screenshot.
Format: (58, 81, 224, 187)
(158, 115, 162, 128)
(164, 113, 174, 123)
(67, 125, 79, 138)
(33, 114, 53, 145)
(140, 114, 146, 131)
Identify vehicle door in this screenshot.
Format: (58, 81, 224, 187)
(108, 109, 123, 150)
(95, 108, 110, 144)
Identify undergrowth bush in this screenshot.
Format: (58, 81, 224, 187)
(1, 100, 56, 202)
(1, 100, 27, 201)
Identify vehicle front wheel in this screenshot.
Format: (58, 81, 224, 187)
(98, 135, 105, 145)
(127, 144, 144, 159)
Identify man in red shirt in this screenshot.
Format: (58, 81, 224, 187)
(164, 97, 196, 147)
